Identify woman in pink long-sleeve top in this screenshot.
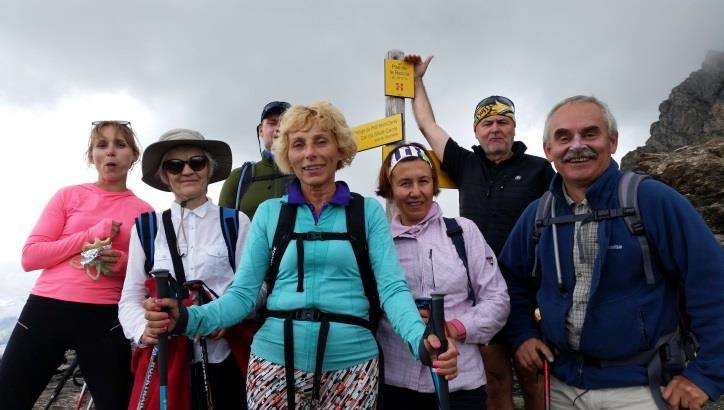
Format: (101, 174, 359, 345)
(0, 121, 153, 409)
(376, 143, 511, 410)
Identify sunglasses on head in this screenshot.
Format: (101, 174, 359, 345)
(478, 96, 515, 110)
(92, 120, 132, 128)
(162, 155, 208, 175)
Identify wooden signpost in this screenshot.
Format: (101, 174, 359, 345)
(355, 49, 458, 217)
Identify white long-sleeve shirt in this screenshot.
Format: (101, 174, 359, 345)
(119, 199, 250, 363)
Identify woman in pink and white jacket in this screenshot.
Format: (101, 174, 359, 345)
(375, 142, 510, 410)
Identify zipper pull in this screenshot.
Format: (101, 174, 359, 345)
(429, 249, 436, 289)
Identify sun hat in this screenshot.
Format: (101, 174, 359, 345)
(141, 128, 232, 191)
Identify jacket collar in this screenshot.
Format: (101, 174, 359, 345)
(170, 197, 211, 219)
(286, 179, 351, 206)
(549, 159, 621, 208)
(391, 201, 442, 238)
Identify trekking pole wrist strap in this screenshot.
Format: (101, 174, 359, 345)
(419, 325, 433, 366)
(171, 304, 189, 336)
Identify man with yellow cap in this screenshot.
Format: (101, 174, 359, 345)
(405, 54, 554, 410)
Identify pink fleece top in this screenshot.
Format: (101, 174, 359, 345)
(22, 183, 153, 304)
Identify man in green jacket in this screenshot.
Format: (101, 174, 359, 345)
(219, 101, 293, 218)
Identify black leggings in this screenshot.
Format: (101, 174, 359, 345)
(0, 295, 131, 410)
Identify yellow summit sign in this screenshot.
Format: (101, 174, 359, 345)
(384, 59, 414, 98)
(352, 114, 403, 152)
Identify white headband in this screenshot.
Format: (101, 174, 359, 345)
(389, 145, 433, 175)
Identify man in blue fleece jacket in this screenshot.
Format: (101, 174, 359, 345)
(499, 95, 724, 410)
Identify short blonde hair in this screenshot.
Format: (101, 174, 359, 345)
(272, 101, 357, 175)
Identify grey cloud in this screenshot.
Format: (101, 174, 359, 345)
(1, 0, 723, 173)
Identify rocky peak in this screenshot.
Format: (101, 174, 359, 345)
(621, 50, 724, 169)
(621, 50, 724, 245)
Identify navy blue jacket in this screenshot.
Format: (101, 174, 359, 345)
(499, 160, 724, 399)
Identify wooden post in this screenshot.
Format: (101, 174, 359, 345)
(385, 49, 405, 219)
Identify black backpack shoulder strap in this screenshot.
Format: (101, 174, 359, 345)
(265, 201, 299, 295)
(234, 161, 255, 211)
(618, 171, 654, 285)
(443, 217, 475, 306)
(161, 209, 188, 298)
(135, 211, 158, 276)
(219, 207, 240, 270)
(346, 193, 382, 330)
(531, 191, 555, 278)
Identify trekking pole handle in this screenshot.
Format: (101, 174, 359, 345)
(430, 294, 448, 352)
(534, 308, 551, 410)
(152, 269, 170, 410)
(430, 293, 450, 410)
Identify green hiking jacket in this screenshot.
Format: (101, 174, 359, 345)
(218, 156, 292, 219)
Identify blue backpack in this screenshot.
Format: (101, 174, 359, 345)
(134, 207, 239, 278)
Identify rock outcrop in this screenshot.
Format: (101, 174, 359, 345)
(621, 50, 724, 245)
(631, 139, 724, 244)
(622, 50, 724, 170)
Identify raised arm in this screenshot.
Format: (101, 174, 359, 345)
(404, 54, 451, 160)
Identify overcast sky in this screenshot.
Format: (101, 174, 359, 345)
(1, 0, 723, 274)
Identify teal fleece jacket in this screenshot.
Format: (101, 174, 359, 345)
(184, 187, 426, 371)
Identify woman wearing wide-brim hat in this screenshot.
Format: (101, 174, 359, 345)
(120, 128, 252, 409)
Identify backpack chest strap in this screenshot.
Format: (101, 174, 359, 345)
(536, 207, 635, 228)
(288, 231, 353, 292)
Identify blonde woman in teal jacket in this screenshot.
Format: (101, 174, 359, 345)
(143, 102, 458, 409)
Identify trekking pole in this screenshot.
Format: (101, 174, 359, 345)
(75, 382, 88, 410)
(43, 356, 79, 410)
(136, 345, 158, 410)
(184, 280, 215, 409)
(152, 269, 171, 410)
(534, 308, 551, 410)
(430, 293, 450, 410)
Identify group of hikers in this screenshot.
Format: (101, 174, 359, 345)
(0, 53, 721, 410)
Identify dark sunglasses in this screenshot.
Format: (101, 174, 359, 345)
(163, 155, 208, 174)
